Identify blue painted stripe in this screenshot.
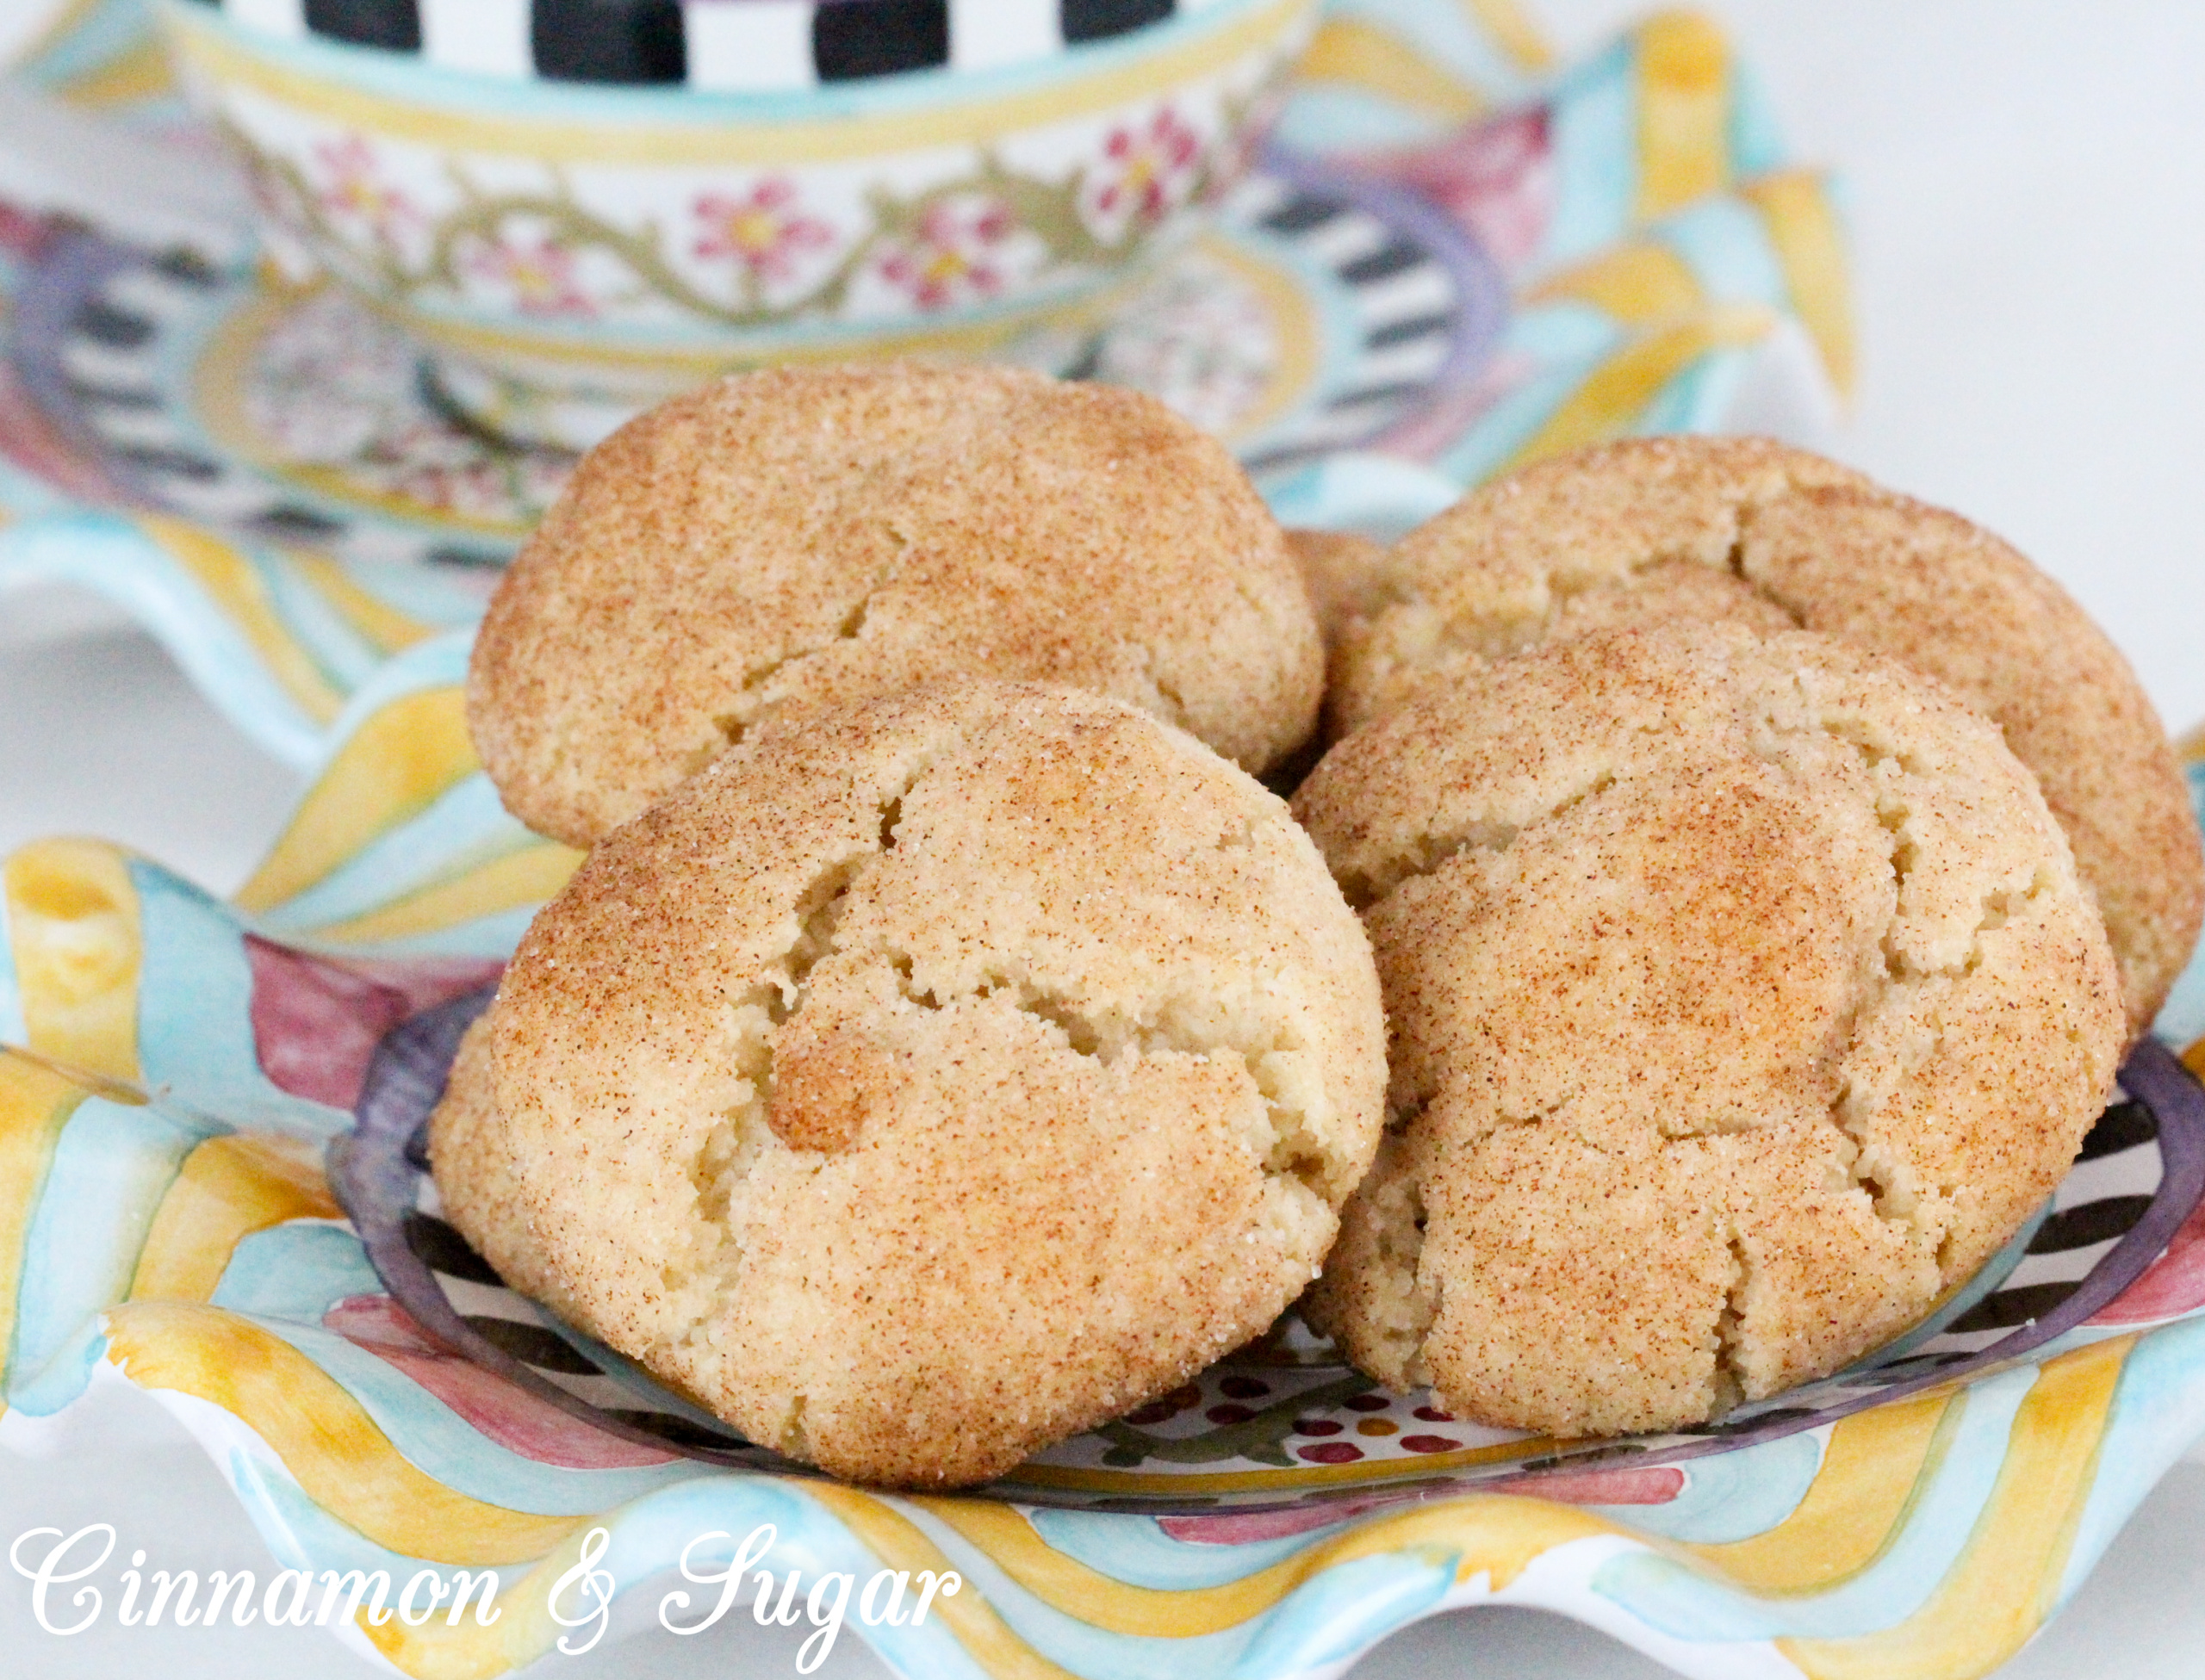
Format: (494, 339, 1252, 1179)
(1270, 85, 1450, 157)
(256, 547, 389, 695)
(248, 1315, 713, 1515)
(322, 556, 490, 631)
(211, 1221, 388, 1322)
(1541, 35, 1639, 272)
(251, 773, 538, 934)
(2149, 766, 2205, 1045)
(1588, 1364, 2036, 1641)
(1628, 348, 1736, 438)
(1653, 196, 1789, 307)
(131, 861, 352, 1137)
(1228, 1551, 1455, 1675)
(1593, 1427, 1823, 1545)
(9, 1094, 225, 1400)
(1726, 59, 1787, 178)
(2056, 1315, 2205, 1603)
(7, 1318, 115, 1417)
(1433, 302, 1621, 485)
(288, 903, 543, 962)
(904, 1502, 1280, 1680)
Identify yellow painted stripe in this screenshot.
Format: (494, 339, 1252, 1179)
(1009, 1429, 1558, 1495)
(910, 1489, 1617, 1639)
(921, 1500, 1307, 1638)
(291, 555, 442, 657)
(1780, 1336, 2130, 1680)
(1686, 1386, 1956, 1595)
(375, 263, 1147, 381)
(1464, 0, 1555, 72)
(234, 686, 481, 914)
(1294, 19, 1487, 124)
(139, 515, 346, 726)
(302, 843, 582, 947)
(1525, 240, 1704, 323)
(812, 1486, 1085, 1679)
(128, 1135, 342, 1303)
(1634, 10, 1730, 220)
(356, 1528, 594, 1680)
(57, 39, 175, 108)
(1742, 169, 1857, 401)
(1502, 301, 1778, 472)
(4, 839, 143, 1082)
(166, 0, 1307, 167)
(1202, 232, 1325, 445)
(0, 1054, 90, 1404)
(103, 1302, 587, 1565)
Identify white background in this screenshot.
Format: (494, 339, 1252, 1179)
(6, 2, 2205, 1675)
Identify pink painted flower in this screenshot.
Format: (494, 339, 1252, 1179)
(875, 197, 1022, 312)
(310, 133, 419, 245)
(1090, 106, 1205, 231)
(460, 232, 595, 319)
(693, 179, 834, 283)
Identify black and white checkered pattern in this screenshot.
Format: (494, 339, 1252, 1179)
(1225, 173, 1477, 476)
(187, 0, 1203, 90)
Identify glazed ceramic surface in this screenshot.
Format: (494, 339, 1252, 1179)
(3, 632, 2205, 1680)
(16, 9, 2176, 1680)
(155, 0, 1322, 444)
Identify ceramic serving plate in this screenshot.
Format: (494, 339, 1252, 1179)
(4, 633, 2205, 1680)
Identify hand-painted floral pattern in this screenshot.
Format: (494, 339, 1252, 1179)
(220, 91, 1252, 347)
(873, 195, 1035, 312)
(1084, 105, 1206, 240)
(691, 178, 835, 288)
(459, 229, 596, 319)
(307, 134, 421, 259)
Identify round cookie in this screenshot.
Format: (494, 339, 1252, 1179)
(469, 363, 1323, 848)
(469, 680, 1386, 1488)
(1326, 436, 2202, 1038)
(1293, 624, 2123, 1438)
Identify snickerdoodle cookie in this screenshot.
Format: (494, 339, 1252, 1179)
(1294, 624, 2123, 1438)
(1326, 437, 2202, 1037)
(469, 363, 1323, 849)
(448, 680, 1385, 1488)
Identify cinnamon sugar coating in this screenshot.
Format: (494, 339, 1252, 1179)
(1328, 437, 2202, 1036)
(469, 363, 1322, 848)
(1295, 624, 2123, 1437)
(438, 682, 1385, 1488)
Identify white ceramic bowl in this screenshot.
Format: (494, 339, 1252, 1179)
(155, 0, 1317, 447)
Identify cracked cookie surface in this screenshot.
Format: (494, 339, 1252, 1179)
(1326, 435, 2202, 1038)
(1293, 624, 2123, 1438)
(469, 362, 1323, 849)
(452, 681, 1386, 1488)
